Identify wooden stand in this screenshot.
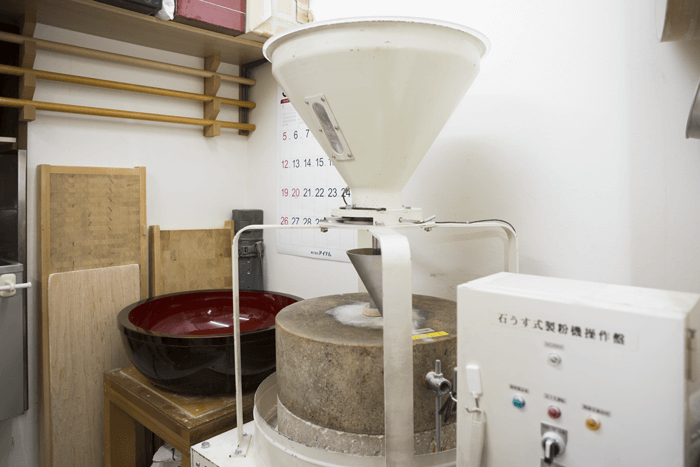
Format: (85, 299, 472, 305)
(104, 366, 255, 467)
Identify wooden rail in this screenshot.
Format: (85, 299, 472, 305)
(0, 96, 256, 132)
(0, 64, 256, 109)
(0, 31, 256, 86)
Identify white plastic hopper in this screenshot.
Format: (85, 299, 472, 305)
(263, 17, 489, 211)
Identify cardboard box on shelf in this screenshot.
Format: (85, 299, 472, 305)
(241, 0, 312, 43)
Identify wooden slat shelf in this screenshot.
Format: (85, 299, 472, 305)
(0, 0, 265, 65)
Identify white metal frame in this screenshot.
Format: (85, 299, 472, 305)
(230, 220, 518, 466)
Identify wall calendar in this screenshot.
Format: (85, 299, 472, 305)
(277, 88, 357, 262)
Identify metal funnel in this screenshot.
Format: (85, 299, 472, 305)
(263, 17, 489, 210)
(347, 248, 384, 315)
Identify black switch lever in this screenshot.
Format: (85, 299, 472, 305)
(543, 438, 560, 464)
(541, 431, 565, 465)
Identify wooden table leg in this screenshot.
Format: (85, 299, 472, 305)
(181, 449, 191, 467)
(104, 397, 151, 467)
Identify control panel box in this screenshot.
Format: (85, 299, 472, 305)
(457, 273, 700, 466)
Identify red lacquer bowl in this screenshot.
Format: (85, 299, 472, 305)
(118, 289, 300, 395)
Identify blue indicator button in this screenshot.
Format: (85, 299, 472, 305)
(512, 395, 526, 409)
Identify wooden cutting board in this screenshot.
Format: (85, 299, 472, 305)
(46, 265, 140, 467)
(149, 221, 234, 297)
(39, 165, 147, 467)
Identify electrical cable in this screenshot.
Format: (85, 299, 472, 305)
(341, 187, 351, 206)
(436, 219, 517, 234)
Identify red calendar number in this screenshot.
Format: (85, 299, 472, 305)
(281, 188, 289, 197)
(291, 188, 300, 198)
(280, 217, 289, 225)
(282, 132, 287, 141)
(281, 160, 288, 168)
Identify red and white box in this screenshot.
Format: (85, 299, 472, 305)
(174, 0, 246, 36)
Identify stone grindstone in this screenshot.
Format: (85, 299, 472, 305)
(277, 397, 456, 456)
(275, 293, 457, 445)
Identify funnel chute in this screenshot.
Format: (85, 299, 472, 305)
(346, 248, 383, 315)
(264, 17, 489, 210)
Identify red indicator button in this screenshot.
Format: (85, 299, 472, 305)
(547, 405, 562, 419)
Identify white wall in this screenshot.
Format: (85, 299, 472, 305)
(274, 0, 700, 294)
(0, 24, 250, 467)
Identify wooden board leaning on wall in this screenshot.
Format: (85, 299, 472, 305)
(149, 221, 234, 297)
(47, 265, 140, 467)
(38, 164, 147, 467)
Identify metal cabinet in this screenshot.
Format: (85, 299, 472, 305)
(0, 264, 27, 421)
(0, 149, 27, 422)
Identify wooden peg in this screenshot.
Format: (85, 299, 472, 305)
(20, 73, 36, 100)
(204, 98, 221, 121)
(20, 105, 36, 122)
(21, 12, 37, 38)
(204, 124, 221, 137)
(205, 55, 221, 73)
(204, 99, 221, 137)
(204, 75, 221, 98)
(203, 99, 220, 137)
(203, 54, 221, 137)
(20, 40, 36, 70)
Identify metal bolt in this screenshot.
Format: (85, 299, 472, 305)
(321, 227, 328, 233)
(305, 100, 309, 104)
(319, 129, 323, 132)
(202, 441, 210, 449)
(347, 153, 353, 158)
(320, 96, 325, 101)
(234, 448, 243, 455)
(331, 154, 336, 158)
(196, 462, 200, 467)
(334, 125, 339, 130)
(548, 352, 562, 366)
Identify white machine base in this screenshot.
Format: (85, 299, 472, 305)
(191, 424, 257, 467)
(192, 374, 458, 467)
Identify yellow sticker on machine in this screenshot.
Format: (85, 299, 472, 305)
(412, 331, 449, 341)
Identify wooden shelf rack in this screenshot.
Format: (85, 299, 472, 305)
(0, 0, 265, 65)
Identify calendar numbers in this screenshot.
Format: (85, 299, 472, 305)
(281, 187, 345, 200)
(278, 87, 356, 261)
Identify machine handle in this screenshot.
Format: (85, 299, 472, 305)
(0, 282, 31, 292)
(0, 274, 32, 298)
(541, 432, 565, 465)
